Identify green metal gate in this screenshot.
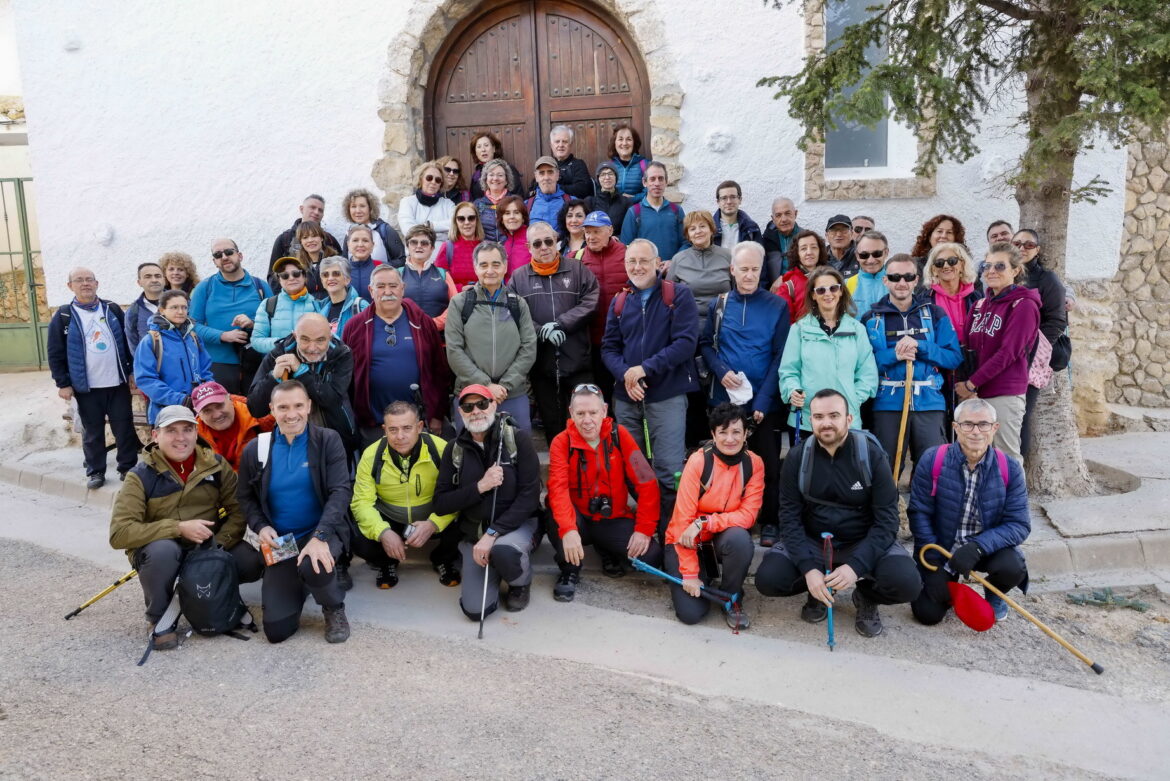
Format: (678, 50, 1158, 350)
(0, 178, 46, 369)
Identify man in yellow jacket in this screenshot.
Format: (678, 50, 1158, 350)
(350, 400, 460, 589)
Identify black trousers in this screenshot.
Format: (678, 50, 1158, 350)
(262, 534, 345, 643)
(546, 513, 663, 574)
(1020, 384, 1040, 460)
(134, 538, 264, 623)
(75, 383, 139, 477)
(589, 349, 614, 409)
(210, 362, 243, 395)
(911, 546, 1027, 625)
(748, 409, 785, 529)
(531, 366, 592, 442)
(755, 539, 922, 606)
(871, 410, 947, 481)
(664, 527, 754, 625)
(348, 514, 461, 570)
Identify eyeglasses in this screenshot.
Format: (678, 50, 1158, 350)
(985, 261, 1010, 272)
(277, 269, 304, 280)
(1012, 240, 1038, 250)
(530, 237, 557, 249)
(383, 323, 396, 346)
(407, 238, 433, 247)
(319, 270, 345, 279)
(933, 256, 961, 268)
(886, 273, 918, 283)
(70, 276, 97, 284)
(212, 248, 237, 259)
(813, 284, 841, 295)
(423, 174, 442, 184)
(956, 421, 995, 432)
(852, 226, 866, 233)
(717, 194, 740, 202)
(444, 166, 460, 175)
(856, 249, 885, 260)
(456, 214, 477, 223)
(459, 398, 492, 413)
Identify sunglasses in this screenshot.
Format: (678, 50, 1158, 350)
(212, 248, 237, 259)
(423, 174, 442, 184)
(956, 421, 995, 432)
(813, 284, 842, 295)
(319, 270, 345, 279)
(444, 166, 460, 175)
(852, 225, 868, 233)
(456, 214, 478, 223)
(857, 249, 885, 260)
(1012, 240, 1039, 250)
(530, 237, 556, 249)
(277, 269, 304, 280)
(383, 323, 396, 346)
(932, 256, 961, 268)
(886, 273, 918, 283)
(459, 398, 492, 413)
(985, 261, 1010, 272)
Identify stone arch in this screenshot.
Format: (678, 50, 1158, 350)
(373, 0, 685, 224)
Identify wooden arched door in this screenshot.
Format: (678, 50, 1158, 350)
(427, 0, 650, 187)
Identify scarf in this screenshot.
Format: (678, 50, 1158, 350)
(415, 188, 441, 207)
(72, 298, 100, 312)
(530, 256, 561, 276)
(288, 287, 310, 301)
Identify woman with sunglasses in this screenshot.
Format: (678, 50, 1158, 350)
(160, 251, 199, 294)
(954, 243, 1041, 463)
(436, 201, 485, 292)
(400, 224, 456, 330)
(496, 195, 532, 277)
(467, 132, 523, 201)
(250, 256, 321, 355)
(779, 266, 878, 438)
(910, 214, 967, 273)
(772, 229, 828, 323)
(473, 159, 513, 243)
(1013, 229, 1069, 459)
(316, 256, 368, 336)
(341, 188, 406, 266)
(397, 161, 456, 243)
(435, 155, 470, 203)
(924, 242, 982, 422)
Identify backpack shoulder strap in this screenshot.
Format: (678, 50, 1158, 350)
(265, 295, 279, 320)
(698, 444, 716, 496)
(712, 292, 729, 350)
(445, 241, 454, 266)
(501, 418, 519, 462)
(632, 202, 642, 225)
(797, 436, 817, 499)
(371, 437, 388, 484)
(660, 279, 675, 309)
(669, 202, 680, 216)
(525, 196, 536, 210)
(785, 279, 795, 301)
(930, 444, 950, 497)
(251, 275, 265, 297)
(421, 432, 442, 466)
(150, 330, 163, 366)
(506, 291, 523, 327)
(852, 429, 874, 489)
(613, 286, 631, 318)
(460, 291, 477, 325)
(256, 432, 272, 468)
(994, 447, 1010, 487)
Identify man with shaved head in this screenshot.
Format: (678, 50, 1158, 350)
(760, 196, 803, 290)
(47, 267, 140, 489)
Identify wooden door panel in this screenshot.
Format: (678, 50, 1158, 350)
(441, 124, 532, 184)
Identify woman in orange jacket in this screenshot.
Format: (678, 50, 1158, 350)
(664, 403, 763, 629)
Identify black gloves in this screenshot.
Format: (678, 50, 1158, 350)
(923, 568, 952, 604)
(949, 541, 985, 577)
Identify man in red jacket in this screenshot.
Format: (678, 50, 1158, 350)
(579, 211, 627, 400)
(546, 383, 662, 602)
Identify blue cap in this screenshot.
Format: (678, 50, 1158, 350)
(583, 210, 613, 228)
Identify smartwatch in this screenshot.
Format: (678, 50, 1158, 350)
(485, 528, 500, 538)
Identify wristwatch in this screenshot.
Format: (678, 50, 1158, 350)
(694, 516, 709, 529)
(485, 528, 500, 538)
(313, 529, 329, 542)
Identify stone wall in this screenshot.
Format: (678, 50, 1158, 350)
(1068, 278, 1118, 435)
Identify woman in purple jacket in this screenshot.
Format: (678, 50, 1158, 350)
(954, 242, 1041, 463)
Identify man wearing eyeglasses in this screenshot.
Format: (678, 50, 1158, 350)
(851, 215, 875, 235)
(824, 214, 859, 279)
(711, 180, 762, 250)
(189, 238, 272, 393)
(268, 194, 343, 269)
(861, 254, 962, 480)
(507, 221, 599, 439)
(908, 398, 1030, 624)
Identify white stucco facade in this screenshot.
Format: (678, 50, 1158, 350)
(10, 0, 1127, 306)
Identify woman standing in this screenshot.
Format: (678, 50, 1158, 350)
(160, 251, 199, 294)
(435, 201, 484, 292)
(586, 161, 632, 229)
(316, 256, 368, 337)
(133, 289, 213, 424)
(250, 256, 320, 355)
(667, 211, 732, 335)
(398, 161, 456, 242)
(772, 230, 828, 323)
(341, 188, 406, 266)
(467, 132, 523, 201)
(274, 220, 336, 297)
(925, 242, 982, 422)
(558, 199, 589, 259)
(473, 159, 513, 243)
(345, 225, 380, 304)
(779, 266, 878, 436)
(954, 242, 1041, 462)
(608, 124, 648, 198)
(399, 224, 456, 330)
(436, 155, 470, 203)
(910, 214, 967, 269)
(497, 196, 532, 277)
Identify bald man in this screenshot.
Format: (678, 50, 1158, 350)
(760, 197, 804, 290)
(47, 267, 141, 489)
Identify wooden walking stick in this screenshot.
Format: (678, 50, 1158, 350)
(893, 358, 913, 479)
(919, 544, 1105, 675)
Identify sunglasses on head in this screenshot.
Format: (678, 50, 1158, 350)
(1012, 240, 1038, 250)
(423, 174, 442, 184)
(985, 261, 1010, 272)
(573, 383, 603, 396)
(530, 237, 556, 249)
(857, 249, 885, 260)
(459, 398, 492, 413)
(813, 284, 842, 295)
(456, 214, 478, 223)
(886, 272, 918, 283)
(933, 256, 961, 268)
(277, 269, 304, 280)
(212, 248, 237, 259)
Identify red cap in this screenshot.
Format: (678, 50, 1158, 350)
(190, 381, 229, 412)
(458, 383, 493, 401)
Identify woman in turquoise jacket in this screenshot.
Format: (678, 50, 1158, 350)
(133, 289, 214, 424)
(250, 256, 321, 354)
(779, 266, 878, 433)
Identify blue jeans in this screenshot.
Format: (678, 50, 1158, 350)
(614, 394, 687, 495)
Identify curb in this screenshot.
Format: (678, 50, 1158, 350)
(0, 462, 117, 513)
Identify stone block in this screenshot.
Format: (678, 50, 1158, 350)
(1148, 166, 1168, 194)
(651, 135, 682, 157)
(18, 469, 42, 491)
(650, 91, 683, 109)
(1068, 536, 1145, 572)
(1022, 540, 1073, 577)
(649, 114, 680, 132)
(1139, 531, 1170, 568)
(0, 463, 19, 486)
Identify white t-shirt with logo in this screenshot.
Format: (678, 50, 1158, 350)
(73, 304, 122, 389)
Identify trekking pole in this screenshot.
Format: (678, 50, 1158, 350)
(637, 378, 653, 463)
(822, 532, 835, 651)
(478, 430, 506, 640)
(893, 358, 913, 479)
(793, 408, 803, 447)
(628, 557, 738, 608)
(919, 544, 1104, 675)
(410, 382, 426, 422)
(64, 570, 138, 620)
(554, 347, 562, 430)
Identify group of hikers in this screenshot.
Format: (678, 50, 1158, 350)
(45, 122, 1057, 650)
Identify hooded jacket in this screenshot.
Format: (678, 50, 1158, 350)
(601, 277, 700, 404)
(444, 283, 537, 396)
(501, 225, 532, 277)
(507, 257, 600, 377)
(319, 285, 369, 337)
(527, 188, 570, 227)
(712, 209, 763, 247)
(1023, 259, 1068, 345)
(435, 237, 481, 292)
(189, 271, 272, 365)
(249, 288, 321, 354)
(397, 193, 455, 243)
(828, 244, 859, 279)
(133, 315, 214, 423)
(699, 287, 790, 414)
(778, 313, 878, 431)
(966, 284, 1042, 397)
(580, 237, 629, 344)
(47, 299, 132, 394)
(929, 282, 981, 346)
(774, 265, 811, 323)
(862, 295, 962, 413)
(666, 244, 732, 333)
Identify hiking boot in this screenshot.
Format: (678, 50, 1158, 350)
(323, 604, 350, 643)
(985, 589, 1010, 622)
(504, 583, 531, 612)
(724, 600, 751, 630)
(553, 570, 580, 602)
(852, 589, 883, 637)
(599, 552, 625, 578)
(336, 564, 353, 592)
(151, 630, 179, 651)
(87, 474, 105, 490)
(758, 524, 779, 548)
(434, 561, 461, 587)
(800, 595, 827, 624)
(376, 562, 399, 589)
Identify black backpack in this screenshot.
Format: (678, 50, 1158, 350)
(177, 540, 256, 638)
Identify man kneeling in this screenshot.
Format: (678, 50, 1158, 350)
(909, 398, 1030, 624)
(546, 383, 662, 602)
(664, 403, 762, 629)
(110, 405, 263, 651)
(756, 389, 921, 637)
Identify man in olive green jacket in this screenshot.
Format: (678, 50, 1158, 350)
(109, 405, 263, 650)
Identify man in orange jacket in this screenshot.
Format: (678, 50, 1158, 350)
(192, 381, 274, 470)
(664, 403, 763, 629)
(546, 383, 662, 602)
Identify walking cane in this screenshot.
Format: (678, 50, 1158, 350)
(64, 570, 138, 620)
(893, 358, 913, 479)
(918, 544, 1105, 674)
(821, 532, 835, 651)
(478, 430, 506, 640)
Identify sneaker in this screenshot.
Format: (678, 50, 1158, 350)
(434, 561, 461, 587)
(150, 630, 179, 651)
(504, 583, 531, 612)
(376, 562, 398, 589)
(724, 600, 751, 630)
(985, 589, 1010, 621)
(800, 595, 827, 624)
(852, 589, 883, 637)
(759, 524, 779, 548)
(323, 604, 350, 643)
(599, 552, 625, 578)
(553, 571, 580, 602)
(86, 474, 105, 490)
(336, 564, 353, 592)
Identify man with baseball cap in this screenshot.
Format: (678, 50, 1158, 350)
(110, 405, 264, 652)
(579, 209, 628, 399)
(527, 155, 570, 227)
(192, 380, 274, 470)
(824, 214, 859, 279)
(433, 384, 542, 619)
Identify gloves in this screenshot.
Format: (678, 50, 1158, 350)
(949, 541, 985, 577)
(922, 568, 952, 605)
(539, 321, 566, 346)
